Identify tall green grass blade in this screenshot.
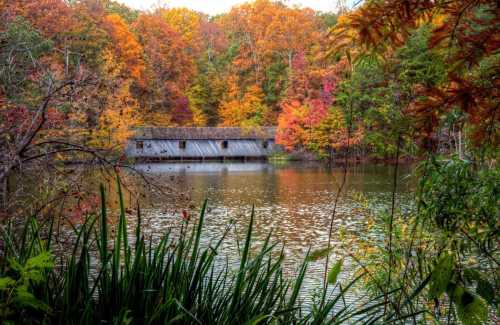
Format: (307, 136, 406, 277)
(230, 205, 255, 314)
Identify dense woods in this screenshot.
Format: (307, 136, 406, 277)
(1, 0, 498, 162)
(0, 0, 498, 324)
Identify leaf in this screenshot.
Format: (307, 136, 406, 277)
(8, 258, 23, 273)
(247, 314, 272, 325)
(24, 251, 54, 283)
(464, 268, 495, 304)
(428, 253, 454, 299)
(306, 247, 333, 262)
(14, 285, 50, 312)
(463, 268, 481, 283)
(25, 251, 54, 271)
(452, 287, 488, 325)
(476, 278, 495, 304)
(0, 277, 15, 290)
(327, 259, 343, 284)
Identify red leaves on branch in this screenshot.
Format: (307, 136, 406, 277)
(170, 97, 193, 125)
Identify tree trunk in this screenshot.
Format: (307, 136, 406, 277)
(0, 167, 8, 209)
(458, 129, 463, 159)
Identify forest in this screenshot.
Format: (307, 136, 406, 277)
(0, 0, 499, 324)
(1, 0, 498, 161)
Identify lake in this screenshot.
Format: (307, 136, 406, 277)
(128, 161, 414, 306)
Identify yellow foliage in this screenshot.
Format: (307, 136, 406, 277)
(219, 80, 269, 127)
(103, 14, 145, 85)
(94, 79, 142, 148)
(161, 7, 203, 54)
(190, 106, 207, 127)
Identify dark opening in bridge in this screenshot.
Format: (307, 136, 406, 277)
(136, 141, 144, 150)
(262, 141, 269, 149)
(221, 140, 228, 149)
(179, 140, 186, 149)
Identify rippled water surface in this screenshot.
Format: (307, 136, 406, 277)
(131, 161, 414, 304)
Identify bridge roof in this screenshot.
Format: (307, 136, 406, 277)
(132, 127, 277, 140)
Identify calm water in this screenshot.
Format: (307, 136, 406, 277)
(130, 161, 414, 305)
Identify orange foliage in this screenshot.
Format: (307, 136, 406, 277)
(160, 7, 204, 57)
(276, 100, 308, 150)
(222, 0, 321, 84)
(103, 14, 145, 85)
(9, 0, 77, 39)
(134, 14, 194, 98)
(219, 76, 269, 127)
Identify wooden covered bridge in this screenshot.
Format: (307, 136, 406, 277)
(126, 127, 281, 161)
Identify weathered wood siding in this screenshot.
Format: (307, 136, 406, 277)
(126, 139, 279, 159)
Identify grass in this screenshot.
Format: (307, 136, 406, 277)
(0, 178, 420, 324)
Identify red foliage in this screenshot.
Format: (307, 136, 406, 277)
(277, 56, 348, 150)
(8, 0, 78, 39)
(170, 97, 193, 125)
(134, 15, 194, 90)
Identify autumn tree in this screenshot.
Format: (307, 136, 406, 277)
(219, 76, 269, 127)
(219, 0, 324, 115)
(160, 7, 204, 58)
(133, 13, 195, 125)
(276, 52, 352, 157)
(187, 67, 224, 126)
(0, 15, 104, 206)
(331, 0, 499, 155)
(102, 14, 145, 84)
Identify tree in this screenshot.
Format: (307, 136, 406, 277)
(187, 67, 224, 126)
(133, 14, 195, 123)
(331, 0, 499, 154)
(219, 77, 269, 127)
(102, 14, 145, 85)
(219, 0, 324, 116)
(0, 16, 105, 206)
(102, 0, 139, 24)
(160, 7, 204, 58)
(276, 53, 349, 157)
(91, 46, 142, 148)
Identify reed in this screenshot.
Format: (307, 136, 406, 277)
(0, 179, 411, 324)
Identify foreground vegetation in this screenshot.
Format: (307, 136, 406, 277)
(0, 181, 397, 324)
(1, 158, 498, 324)
(355, 157, 498, 324)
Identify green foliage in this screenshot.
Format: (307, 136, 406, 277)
(263, 61, 287, 107)
(428, 253, 453, 299)
(306, 247, 333, 262)
(316, 12, 337, 29)
(188, 62, 225, 125)
(336, 25, 445, 159)
(0, 251, 54, 322)
(351, 156, 498, 324)
(395, 25, 445, 89)
(418, 158, 499, 240)
(102, 0, 139, 24)
(449, 286, 489, 325)
(419, 158, 499, 319)
(327, 259, 343, 284)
